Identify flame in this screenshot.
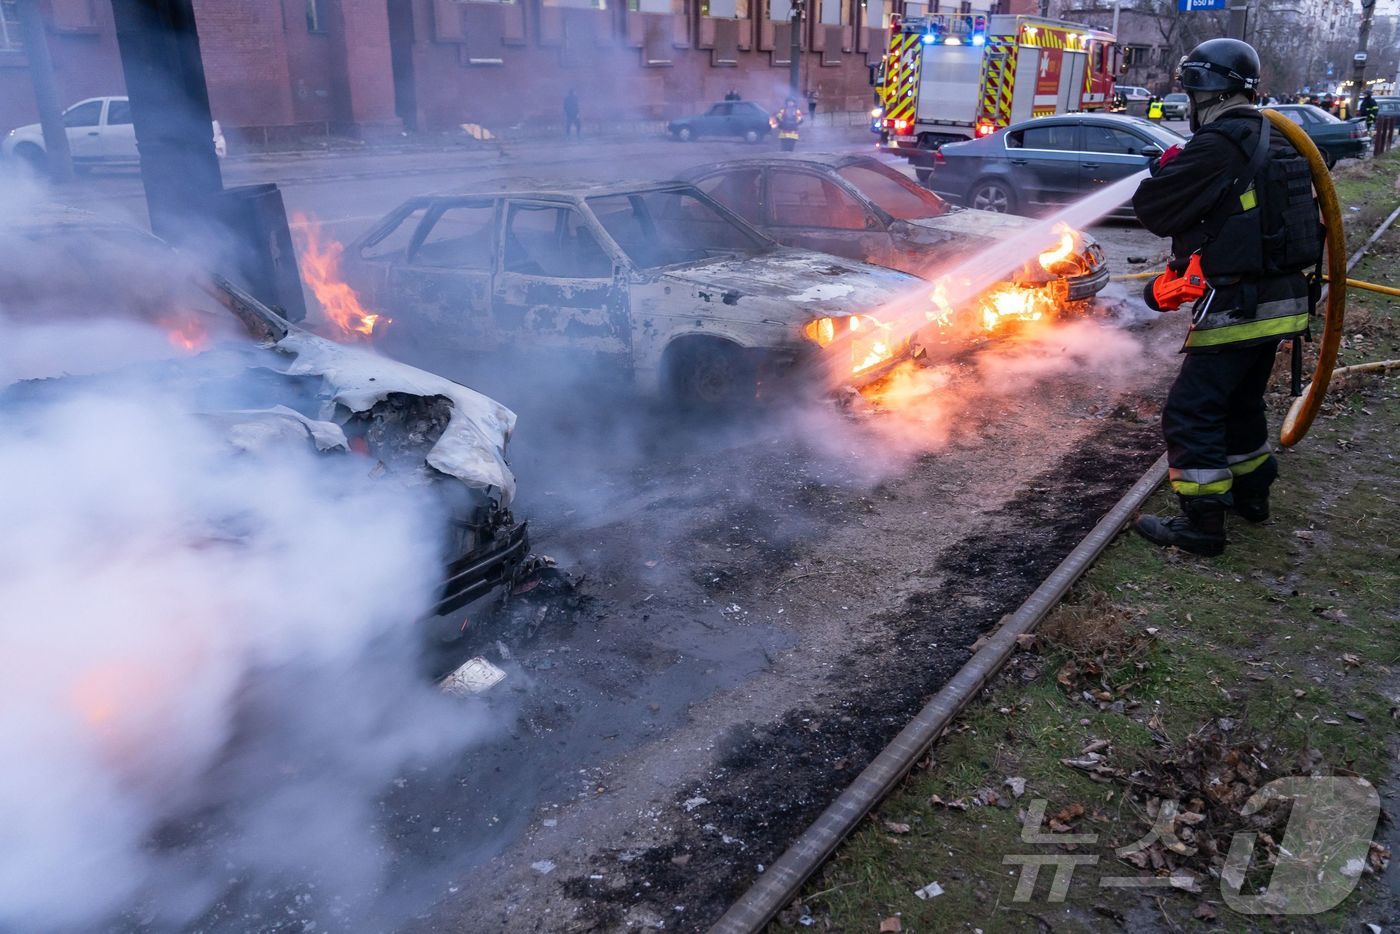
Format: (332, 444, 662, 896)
(293, 212, 390, 340)
(1037, 223, 1081, 275)
(978, 284, 1060, 330)
(157, 311, 209, 353)
(850, 314, 896, 375)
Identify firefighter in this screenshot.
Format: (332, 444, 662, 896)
(1130, 38, 1322, 557)
(771, 98, 804, 152)
(1148, 95, 1165, 122)
(1360, 90, 1379, 132)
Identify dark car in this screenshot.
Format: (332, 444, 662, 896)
(1266, 104, 1371, 168)
(684, 153, 1108, 301)
(1161, 92, 1189, 120)
(668, 101, 772, 143)
(928, 113, 1187, 217)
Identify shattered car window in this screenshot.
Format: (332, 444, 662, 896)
(414, 203, 496, 269)
(360, 206, 428, 261)
(587, 189, 767, 269)
(769, 170, 868, 230)
(693, 169, 764, 226)
(503, 203, 613, 279)
(835, 162, 948, 220)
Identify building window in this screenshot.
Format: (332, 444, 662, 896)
(0, 0, 22, 51)
(544, 0, 607, 8)
(306, 0, 324, 32)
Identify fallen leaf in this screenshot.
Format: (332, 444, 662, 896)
(929, 795, 968, 811)
(1342, 653, 1362, 668)
(1294, 689, 1306, 698)
(671, 853, 692, 866)
(1346, 710, 1368, 722)
(1082, 739, 1112, 755)
(913, 881, 944, 900)
(1053, 803, 1086, 824)
(883, 821, 911, 835)
(1293, 529, 1315, 542)
(879, 918, 903, 933)
(1004, 777, 1027, 799)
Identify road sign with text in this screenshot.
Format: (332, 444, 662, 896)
(1178, 0, 1227, 10)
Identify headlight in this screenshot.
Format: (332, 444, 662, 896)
(803, 316, 836, 347)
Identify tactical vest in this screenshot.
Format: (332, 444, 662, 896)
(1185, 112, 1321, 350)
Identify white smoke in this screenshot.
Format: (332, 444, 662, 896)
(0, 174, 496, 933)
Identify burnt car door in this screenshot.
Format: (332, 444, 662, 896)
(763, 167, 891, 262)
(1078, 121, 1156, 190)
(493, 200, 631, 360)
(382, 198, 500, 351)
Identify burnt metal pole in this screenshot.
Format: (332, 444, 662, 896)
(1351, 0, 1376, 110)
(15, 0, 74, 182)
(789, 0, 803, 100)
(108, 0, 225, 250)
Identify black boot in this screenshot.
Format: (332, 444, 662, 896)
(1133, 496, 1227, 557)
(1230, 456, 1278, 523)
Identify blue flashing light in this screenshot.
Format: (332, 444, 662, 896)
(971, 33, 986, 46)
(920, 32, 936, 44)
(944, 36, 961, 44)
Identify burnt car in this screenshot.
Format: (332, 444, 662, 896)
(684, 153, 1109, 303)
(341, 181, 921, 402)
(1, 207, 528, 620)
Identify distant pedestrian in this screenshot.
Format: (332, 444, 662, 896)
(724, 89, 741, 101)
(807, 87, 820, 115)
(564, 89, 582, 137)
(1148, 96, 1164, 122)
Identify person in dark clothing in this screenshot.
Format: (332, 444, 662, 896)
(1130, 38, 1321, 557)
(725, 89, 741, 101)
(563, 89, 582, 137)
(1360, 91, 1379, 131)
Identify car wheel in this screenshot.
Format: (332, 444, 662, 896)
(969, 178, 1016, 214)
(678, 127, 694, 142)
(669, 339, 757, 408)
(915, 168, 932, 186)
(12, 142, 46, 175)
(1324, 152, 1337, 170)
(743, 129, 760, 144)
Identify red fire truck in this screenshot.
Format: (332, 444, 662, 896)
(874, 14, 1118, 175)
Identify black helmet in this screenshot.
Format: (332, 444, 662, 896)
(1178, 39, 1260, 93)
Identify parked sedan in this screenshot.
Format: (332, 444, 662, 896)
(667, 101, 772, 143)
(1161, 93, 1190, 120)
(684, 154, 1108, 301)
(3, 96, 227, 173)
(928, 113, 1187, 217)
(1265, 104, 1370, 168)
(343, 182, 919, 404)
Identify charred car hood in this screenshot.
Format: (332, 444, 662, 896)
(901, 208, 1102, 252)
(656, 250, 916, 324)
(270, 332, 518, 503)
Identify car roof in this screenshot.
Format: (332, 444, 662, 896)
(414, 179, 701, 203)
(681, 152, 878, 175)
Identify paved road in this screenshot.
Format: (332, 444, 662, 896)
(28, 133, 1177, 931)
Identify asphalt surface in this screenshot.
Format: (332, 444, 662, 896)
(39, 131, 1181, 932)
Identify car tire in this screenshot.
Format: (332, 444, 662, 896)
(668, 339, 757, 408)
(678, 127, 694, 142)
(968, 178, 1016, 214)
(12, 142, 46, 175)
(1324, 152, 1337, 170)
(915, 168, 932, 186)
(743, 129, 760, 144)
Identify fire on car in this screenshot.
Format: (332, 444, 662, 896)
(338, 181, 923, 404)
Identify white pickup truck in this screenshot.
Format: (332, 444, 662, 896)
(2, 96, 227, 172)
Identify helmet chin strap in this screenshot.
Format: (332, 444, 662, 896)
(1188, 89, 1254, 131)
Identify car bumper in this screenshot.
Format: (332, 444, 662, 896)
(430, 517, 530, 618)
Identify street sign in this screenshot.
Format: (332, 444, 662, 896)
(1178, 0, 1227, 11)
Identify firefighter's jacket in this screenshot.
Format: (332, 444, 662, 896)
(772, 107, 804, 138)
(1133, 108, 1319, 352)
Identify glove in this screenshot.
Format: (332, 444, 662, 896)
(1157, 144, 1184, 168)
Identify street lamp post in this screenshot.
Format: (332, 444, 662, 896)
(789, 0, 804, 101)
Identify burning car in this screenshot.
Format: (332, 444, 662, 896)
(339, 181, 921, 403)
(1, 207, 528, 620)
(684, 154, 1109, 319)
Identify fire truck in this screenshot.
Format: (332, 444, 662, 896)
(874, 14, 1119, 174)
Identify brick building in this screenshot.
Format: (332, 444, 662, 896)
(0, 0, 919, 145)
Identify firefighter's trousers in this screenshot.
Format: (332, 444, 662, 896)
(1162, 341, 1280, 502)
